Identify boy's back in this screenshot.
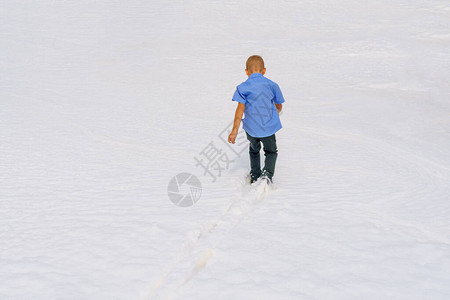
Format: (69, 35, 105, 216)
(232, 72, 285, 138)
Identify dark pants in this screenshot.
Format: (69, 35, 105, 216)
(246, 132, 278, 180)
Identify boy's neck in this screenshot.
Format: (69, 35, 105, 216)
(245, 68, 266, 77)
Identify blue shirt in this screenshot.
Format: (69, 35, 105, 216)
(232, 73, 285, 138)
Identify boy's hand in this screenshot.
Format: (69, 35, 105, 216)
(228, 131, 237, 144)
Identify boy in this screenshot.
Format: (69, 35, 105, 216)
(228, 55, 285, 183)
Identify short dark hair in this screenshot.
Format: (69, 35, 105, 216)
(246, 55, 265, 73)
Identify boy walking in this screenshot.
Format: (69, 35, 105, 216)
(228, 55, 285, 183)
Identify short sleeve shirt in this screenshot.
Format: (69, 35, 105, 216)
(232, 73, 285, 137)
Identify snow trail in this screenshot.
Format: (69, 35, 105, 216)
(140, 176, 276, 299)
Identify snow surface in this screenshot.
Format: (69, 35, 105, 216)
(1, 0, 450, 299)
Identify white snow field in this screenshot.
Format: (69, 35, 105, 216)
(1, 0, 450, 299)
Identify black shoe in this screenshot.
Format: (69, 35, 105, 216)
(249, 171, 262, 184)
(261, 171, 273, 183)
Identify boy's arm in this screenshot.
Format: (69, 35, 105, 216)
(228, 102, 245, 144)
(275, 103, 282, 114)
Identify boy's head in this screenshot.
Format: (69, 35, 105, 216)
(245, 55, 266, 76)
